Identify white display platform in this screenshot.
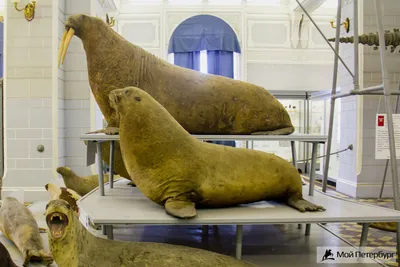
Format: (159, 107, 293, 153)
(78, 180, 400, 226)
(77, 180, 400, 260)
(80, 133, 327, 142)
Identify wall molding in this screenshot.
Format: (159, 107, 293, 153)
(119, 19, 160, 47)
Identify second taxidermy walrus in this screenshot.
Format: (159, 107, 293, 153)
(58, 14, 294, 183)
(0, 197, 54, 266)
(108, 87, 324, 219)
(46, 199, 257, 267)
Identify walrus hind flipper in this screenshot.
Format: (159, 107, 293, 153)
(165, 199, 197, 219)
(287, 197, 325, 212)
(24, 250, 54, 267)
(251, 126, 295, 135)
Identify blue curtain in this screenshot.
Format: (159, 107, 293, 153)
(174, 51, 201, 71)
(207, 50, 234, 78)
(207, 50, 236, 148)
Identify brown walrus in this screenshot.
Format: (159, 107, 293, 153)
(0, 241, 18, 267)
(56, 166, 122, 196)
(46, 199, 258, 267)
(58, 14, 294, 183)
(108, 87, 324, 219)
(0, 197, 54, 266)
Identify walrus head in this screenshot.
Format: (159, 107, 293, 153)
(45, 200, 73, 240)
(109, 87, 146, 115)
(58, 14, 107, 66)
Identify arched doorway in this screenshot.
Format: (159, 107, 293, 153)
(168, 14, 241, 147)
(168, 14, 241, 79)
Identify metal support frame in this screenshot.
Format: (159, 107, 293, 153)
(322, 0, 342, 193)
(298, 0, 400, 261)
(236, 225, 243, 260)
(374, 1, 400, 262)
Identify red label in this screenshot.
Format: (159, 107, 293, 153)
(378, 115, 385, 127)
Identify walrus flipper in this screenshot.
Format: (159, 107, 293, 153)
(251, 126, 295, 135)
(24, 249, 53, 267)
(165, 199, 197, 219)
(287, 197, 325, 212)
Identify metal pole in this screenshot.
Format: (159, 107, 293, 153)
(353, 0, 359, 91)
(96, 142, 105, 196)
(295, 0, 354, 78)
(359, 223, 369, 247)
(235, 225, 243, 260)
(374, 0, 400, 263)
(322, 0, 342, 193)
(109, 141, 115, 189)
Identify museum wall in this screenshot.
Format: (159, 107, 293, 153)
(336, 0, 400, 198)
(3, 0, 54, 200)
(62, 0, 93, 177)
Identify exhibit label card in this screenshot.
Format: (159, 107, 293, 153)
(375, 114, 400, 159)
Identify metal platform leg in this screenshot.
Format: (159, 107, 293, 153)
(202, 225, 209, 235)
(102, 225, 107, 235)
(305, 143, 318, 235)
(96, 142, 105, 196)
(291, 141, 302, 229)
(107, 225, 114, 240)
(305, 224, 311, 236)
(236, 225, 243, 260)
(109, 141, 115, 189)
(308, 143, 318, 196)
(360, 223, 369, 247)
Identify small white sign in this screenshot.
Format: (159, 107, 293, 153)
(375, 114, 400, 159)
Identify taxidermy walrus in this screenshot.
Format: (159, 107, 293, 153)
(0, 241, 18, 267)
(108, 87, 324, 219)
(46, 199, 258, 267)
(58, 14, 294, 182)
(0, 197, 54, 266)
(56, 166, 122, 196)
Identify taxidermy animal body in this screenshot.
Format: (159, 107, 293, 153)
(109, 87, 324, 219)
(56, 167, 121, 196)
(58, 14, 294, 182)
(0, 197, 54, 266)
(0, 241, 18, 267)
(46, 199, 258, 267)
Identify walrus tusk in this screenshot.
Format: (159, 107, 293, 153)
(61, 28, 75, 65)
(58, 30, 68, 67)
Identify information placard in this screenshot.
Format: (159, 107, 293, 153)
(375, 114, 400, 159)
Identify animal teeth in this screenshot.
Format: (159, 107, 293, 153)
(58, 30, 68, 66)
(61, 28, 75, 65)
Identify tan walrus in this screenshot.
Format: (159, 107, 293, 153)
(108, 87, 324, 219)
(56, 166, 122, 196)
(0, 197, 54, 266)
(58, 14, 294, 183)
(46, 199, 258, 267)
